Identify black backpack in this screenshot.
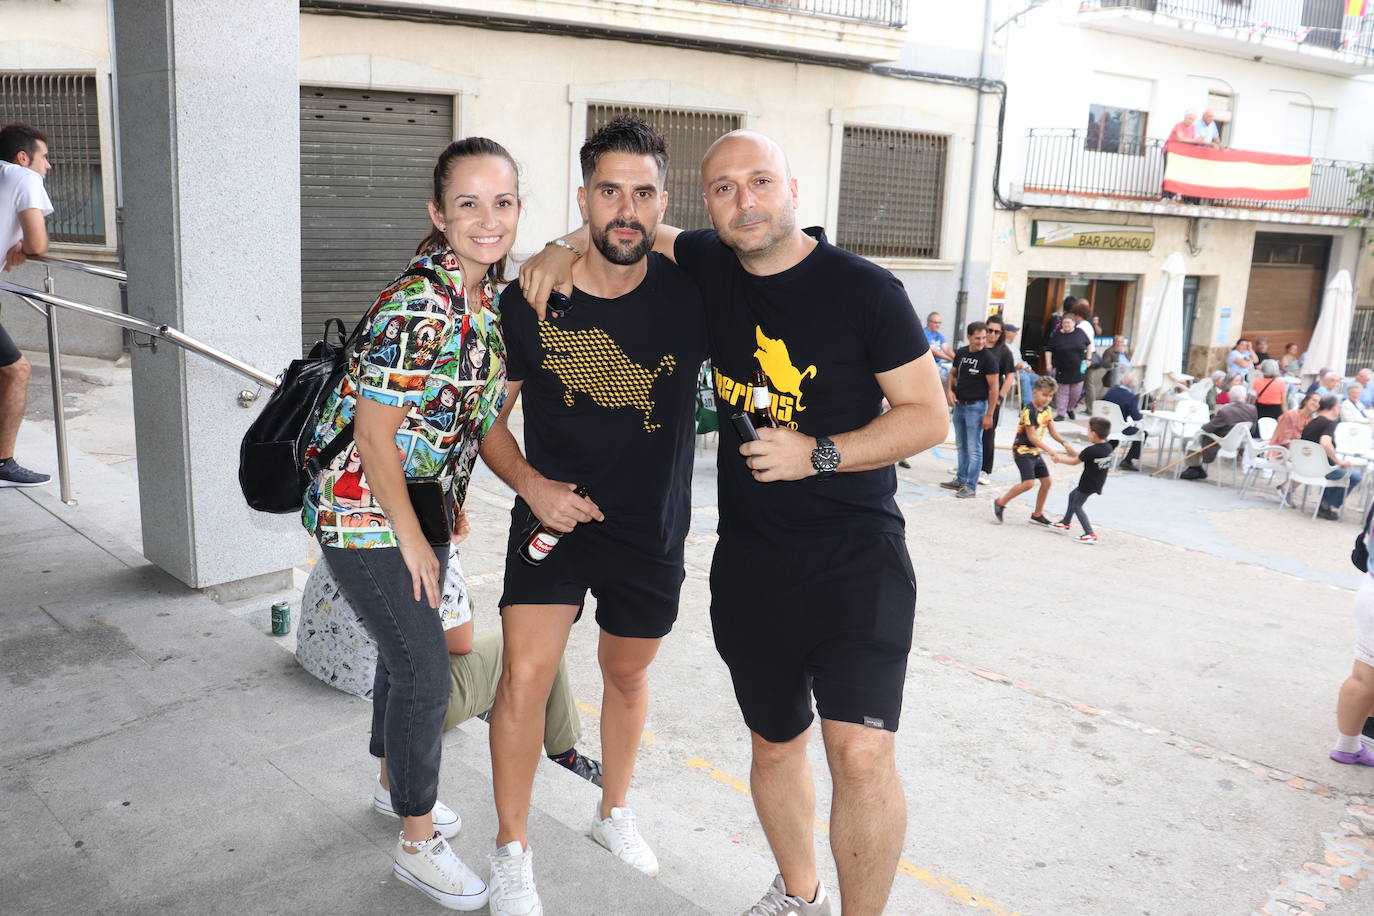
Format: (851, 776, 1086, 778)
(238, 317, 363, 513)
(238, 266, 448, 514)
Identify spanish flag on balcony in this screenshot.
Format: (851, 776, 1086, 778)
(1163, 142, 1313, 201)
(1349, 0, 1368, 17)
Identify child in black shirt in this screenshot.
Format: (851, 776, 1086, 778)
(1052, 416, 1113, 543)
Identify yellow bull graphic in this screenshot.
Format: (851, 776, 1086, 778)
(538, 323, 676, 431)
(754, 326, 816, 412)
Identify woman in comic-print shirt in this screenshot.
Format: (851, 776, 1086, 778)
(300, 137, 517, 911)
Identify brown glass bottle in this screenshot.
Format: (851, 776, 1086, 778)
(520, 486, 589, 566)
(750, 369, 780, 429)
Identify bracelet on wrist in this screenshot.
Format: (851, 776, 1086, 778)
(545, 238, 583, 259)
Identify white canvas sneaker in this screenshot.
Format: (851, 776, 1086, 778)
(372, 779, 461, 838)
(488, 841, 542, 916)
(742, 874, 832, 916)
(392, 832, 489, 911)
(589, 806, 659, 877)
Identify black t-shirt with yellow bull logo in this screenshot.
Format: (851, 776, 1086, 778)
(503, 253, 708, 555)
(675, 228, 928, 542)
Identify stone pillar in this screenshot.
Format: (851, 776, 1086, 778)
(113, 0, 304, 591)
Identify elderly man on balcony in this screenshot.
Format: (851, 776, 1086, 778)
(1194, 109, 1223, 149)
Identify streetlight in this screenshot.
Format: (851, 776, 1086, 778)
(1269, 88, 1316, 156)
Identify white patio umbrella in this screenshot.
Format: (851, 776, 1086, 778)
(1303, 269, 1353, 378)
(1136, 251, 1187, 397)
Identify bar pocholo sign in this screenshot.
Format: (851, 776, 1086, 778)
(1031, 221, 1155, 251)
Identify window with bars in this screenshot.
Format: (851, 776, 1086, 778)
(586, 104, 741, 231)
(0, 73, 104, 244)
(837, 126, 946, 260)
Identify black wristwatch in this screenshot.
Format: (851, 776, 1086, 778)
(811, 436, 840, 479)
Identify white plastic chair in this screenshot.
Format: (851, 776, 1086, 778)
(1336, 423, 1373, 468)
(1177, 422, 1251, 486)
(1182, 378, 1213, 403)
(1287, 439, 1353, 520)
(1240, 442, 1289, 505)
(1092, 400, 1146, 468)
(1256, 416, 1277, 442)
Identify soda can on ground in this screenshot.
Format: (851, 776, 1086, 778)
(271, 600, 291, 636)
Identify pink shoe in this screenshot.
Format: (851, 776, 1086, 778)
(1331, 747, 1374, 767)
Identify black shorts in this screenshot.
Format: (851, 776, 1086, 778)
(0, 323, 21, 368)
(1014, 453, 1050, 481)
(498, 498, 684, 640)
(709, 532, 917, 744)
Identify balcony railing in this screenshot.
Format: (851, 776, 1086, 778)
(715, 0, 907, 27)
(1079, 0, 1374, 57)
(1023, 128, 1374, 218)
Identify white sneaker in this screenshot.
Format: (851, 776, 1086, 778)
(392, 832, 489, 911)
(742, 874, 832, 916)
(589, 805, 660, 877)
(373, 780, 461, 839)
(488, 841, 543, 916)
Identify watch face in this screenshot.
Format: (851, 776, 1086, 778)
(813, 442, 840, 473)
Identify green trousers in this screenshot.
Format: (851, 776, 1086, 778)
(443, 631, 581, 757)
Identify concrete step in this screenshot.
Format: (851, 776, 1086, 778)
(0, 487, 771, 914)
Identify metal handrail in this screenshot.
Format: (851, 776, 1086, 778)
(28, 254, 128, 283)
(0, 275, 278, 506)
(0, 281, 279, 387)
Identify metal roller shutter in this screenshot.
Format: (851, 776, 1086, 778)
(300, 86, 453, 354)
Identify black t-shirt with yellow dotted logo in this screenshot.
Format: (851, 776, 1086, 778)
(503, 253, 707, 554)
(675, 228, 928, 542)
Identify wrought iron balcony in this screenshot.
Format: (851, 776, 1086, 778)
(1078, 1, 1374, 72)
(716, 0, 907, 27)
(1022, 128, 1374, 219)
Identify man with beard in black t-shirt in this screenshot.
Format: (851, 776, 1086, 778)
(520, 130, 948, 916)
(480, 118, 707, 913)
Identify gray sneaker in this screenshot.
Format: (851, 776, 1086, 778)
(955, 486, 977, 499)
(743, 875, 831, 916)
(0, 459, 49, 488)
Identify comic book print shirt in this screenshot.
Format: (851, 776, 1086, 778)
(302, 247, 506, 549)
(1014, 405, 1053, 456)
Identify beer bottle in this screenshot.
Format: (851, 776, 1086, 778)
(750, 369, 779, 429)
(520, 486, 589, 566)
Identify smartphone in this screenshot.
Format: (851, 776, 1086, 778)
(731, 411, 760, 442)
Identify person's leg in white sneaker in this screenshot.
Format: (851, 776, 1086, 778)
(489, 603, 580, 910)
(749, 729, 821, 903)
(822, 719, 906, 914)
(592, 630, 661, 869)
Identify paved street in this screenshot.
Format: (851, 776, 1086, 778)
(4, 368, 1374, 915)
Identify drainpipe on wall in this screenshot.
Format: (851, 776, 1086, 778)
(955, 0, 996, 339)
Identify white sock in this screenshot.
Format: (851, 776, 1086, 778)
(1335, 732, 1363, 754)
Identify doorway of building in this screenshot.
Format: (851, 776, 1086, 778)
(1182, 276, 1200, 369)
(1022, 275, 1136, 365)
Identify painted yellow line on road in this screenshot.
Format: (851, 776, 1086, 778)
(683, 757, 1023, 914)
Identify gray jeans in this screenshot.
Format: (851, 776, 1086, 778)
(1061, 488, 1094, 535)
(322, 542, 450, 818)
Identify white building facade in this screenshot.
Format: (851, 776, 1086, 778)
(2, 0, 999, 357)
(988, 0, 1374, 375)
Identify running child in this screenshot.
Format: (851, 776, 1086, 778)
(1051, 416, 1113, 543)
(993, 375, 1074, 525)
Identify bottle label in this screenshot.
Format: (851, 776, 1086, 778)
(753, 386, 771, 410)
(525, 531, 560, 561)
